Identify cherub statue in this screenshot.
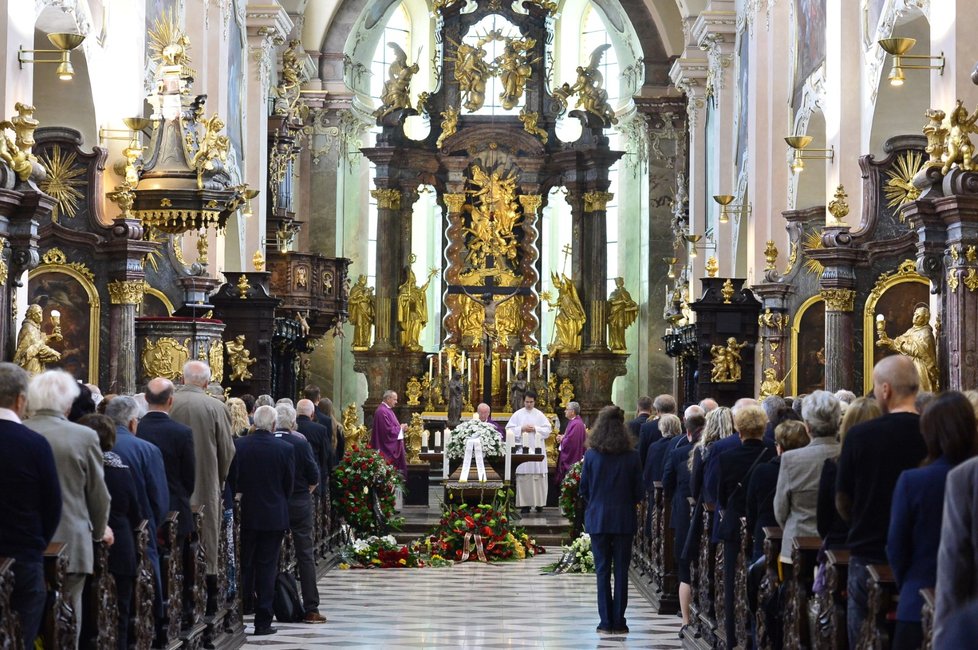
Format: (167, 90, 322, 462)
(941, 100, 978, 175)
(192, 114, 230, 188)
(374, 43, 419, 118)
(436, 105, 459, 149)
(225, 334, 257, 381)
(923, 108, 948, 167)
(13, 304, 61, 375)
(710, 337, 747, 383)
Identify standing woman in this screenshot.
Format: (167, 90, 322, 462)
(579, 405, 644, 635)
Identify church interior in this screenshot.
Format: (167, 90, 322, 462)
(3, 0, 978, 648)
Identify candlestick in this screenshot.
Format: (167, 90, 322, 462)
(468, 359, 472, 383)
(428, 356, 434, 378)
(546, 358, 551, 383)
(445, 431, 452, 453)
(438, 349, 443, 374)
(506, 359, 512, 383)
(527, 360, 532, 382)
(539, 352, 544, 375)
(532, 432, 539, 452)
(422, 430, 430, 451)
(435, 430, 442, 449)
(515, 351, 520, 371)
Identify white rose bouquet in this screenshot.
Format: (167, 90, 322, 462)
(444, 418, 506, 460)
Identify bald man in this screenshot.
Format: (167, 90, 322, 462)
(476, 403, 505, 437)
(137, 377, 196, 539)
(295, 399, 332, 488)
(836, 355, 925, 647)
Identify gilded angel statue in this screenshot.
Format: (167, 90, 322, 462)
(374, 43, 419, 118)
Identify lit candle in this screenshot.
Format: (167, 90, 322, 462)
(506, 359, 512, 383)
(438, 349, 443, 374)
(468, 359, 473, 383)
(515, 351, 520, 371)
(435, 430, 442, 448)
(546, 358, 551, 384)
(539, 352, 544, 375)
(527, 359, 532, 382)
(422, 430, 430, 451)
(428, 355, 434, 378)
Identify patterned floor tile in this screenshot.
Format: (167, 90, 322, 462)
(241, 550, 683, 649)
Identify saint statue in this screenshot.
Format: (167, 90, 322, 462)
(225, 334, 257, 381)
(548, 272, 586, 353)
(349, 274, 375, 350)
(941, 100, 978, 175)
(397, 266, 438, 351)
(758, 368, 786, 398)
(877, 306, 940, 392)
(564, 44, 617, 125)
(607, 277, 638, 351)
(495, 38, 536, 110)
(509, 370, 528, 413)
(447, 375, 464, 428)
(374, 43, 419, 118)
(452, 41, 490, 112)
(13, 304, 61, 375)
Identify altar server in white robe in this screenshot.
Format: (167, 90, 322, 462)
(506, 392, 553, 513)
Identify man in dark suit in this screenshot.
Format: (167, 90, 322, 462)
(0, 363, 62, 650)
(231, 406, 295, 636)
(627, 396, 652, 442)
(303, 384, 333, 428)
(296, 399, 333, 485)
(717, 404, 774, 648)
(138, 377, 196, 541)
(274, 404, 324, 624)
(638, 394, 676, 469)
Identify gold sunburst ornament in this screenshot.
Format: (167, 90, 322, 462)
(803, 230, 825, 277)
(884, 150, 925, 215)
(38, 145, 85, 222)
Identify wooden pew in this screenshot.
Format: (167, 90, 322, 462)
(133, 520, 155, 650)
(223, 496, 245, 642)
(41, 542, 75, 650)
(689, 504, 719, 646)
(84, 539, 118, 649)
(0, 557, 22, 648)
(651, 483, 664, 589)
(858, 563, 898, 649)
(657, 481, 680, 614)
(734, 518, 752, 647)
(920, 588, 935, 650)
(182, 505, 207, 645)
(157, 511, 183, 648)
(715, 531, 727, 649)
(755, 527, 783, 650)
(783, 535, 821, 650)
(812, 548, 849, 650)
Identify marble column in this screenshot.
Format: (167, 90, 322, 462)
(107, 280, 144, 395)
(369, 186, 404, 351)
(442, 192, 466, 345)
(905, 169, 978, 390)
(808, 226, 862, 392)
(580, 190, 613, 352)
(517, 194, 541, 346)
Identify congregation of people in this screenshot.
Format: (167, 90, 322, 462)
(0, 359, 345, 648)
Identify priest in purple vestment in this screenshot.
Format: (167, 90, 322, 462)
(477, 403, 506, 437)
(371, 390, 407, 477)
(556, 401, 587, 486)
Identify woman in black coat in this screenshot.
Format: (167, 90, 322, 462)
(579, 406, 644, 635)
(80, 413, 142, 650)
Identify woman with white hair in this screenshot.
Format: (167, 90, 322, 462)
(774, 390, 842, 564)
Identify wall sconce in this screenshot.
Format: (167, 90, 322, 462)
(241, 188, 260, 217)
(712, 194, 751, 223)
(663, 256, 678, 279)
(263, 221, 301, 254)
(18, 33, 86, 80)
(99, 117, 152, 143)
(785, 135, 835, 173)
(878, 37, 945, 87)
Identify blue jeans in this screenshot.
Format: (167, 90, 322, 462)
(590, 533, 633, 630)
(11, 559, 45, 650)
(847, 555, 876, 648)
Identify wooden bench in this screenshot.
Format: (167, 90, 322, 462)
(812, 548, 850, 650)
(920, 587, 935, 650)
(656, 481, 680, 614)
(783, 535, 822, 650)
(858, 563, 898, 649)
(182, 505, 208, 645)
(734, 518, 752, 646)
(0, 557, 22, 648)
(158, 511, 184, 648)
(755, 527, 783, 650)
(41, 542, 74, 650)
(689, 504, 719, 645)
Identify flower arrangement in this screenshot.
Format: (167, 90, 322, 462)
(340, 534, 424, 569)
(331, 445, 404, 537)
(559, 460, 584, 525)
(444, 418, 506, 460)
(421, 490, 543, 562)
(543, 532, 595, 573)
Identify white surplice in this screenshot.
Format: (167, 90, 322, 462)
(506, 407, 553, 476)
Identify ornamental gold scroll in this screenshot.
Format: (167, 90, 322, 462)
(710, 337, 748, 383)
(142, 337, 191, 380)
(225, 334, 257, 381)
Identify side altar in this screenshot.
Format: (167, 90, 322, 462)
(350, 0, 635, 425)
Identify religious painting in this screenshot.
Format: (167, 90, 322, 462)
(793, 0, 826, 108)
(735, 29, 750, 173)
(27, 271, 99, 383)
(863, 276, 929, 394)
(139, 289, 174, 317)
(791, 297, 825, 395)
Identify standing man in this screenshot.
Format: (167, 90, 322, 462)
(25, 370, 111, 645)
(506, 391, 553, 514)
(628, 396, 652, 442)
(836, 355, 925, 647)
(230, 406, 294, 636)
(303, 384, 332, 428)
(372, 390, 407, 478)
(556, 401, 586, 486)
(296, 399, 332, 485)
(0, 363, 62, 650)
(138, 377, 196, 545)
(273, 404, 325, 623)
(638, 394, 676, 469)
(476, 402, 505, 436)
(170, 360, 236, 613)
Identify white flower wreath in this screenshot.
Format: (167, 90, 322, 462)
(444, 418, 506, 460)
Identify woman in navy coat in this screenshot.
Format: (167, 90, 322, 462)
(887, 391, 977, 650)
(579, 405, 644, 634)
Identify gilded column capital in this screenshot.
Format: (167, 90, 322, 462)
(443, 193, 466, 213)
(583, 191, 614, 212)
(108, 279, 146, 305)
(518, 194, 543, 215)
(371, 188, 401, 210)
(820, 288, 855, 312)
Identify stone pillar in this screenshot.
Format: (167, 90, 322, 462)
(442, 192, 466, 345)
(808, 226, 862, 392)
(517, 194, 541, 346)
(905, 169, 978, 390)
(369, 186, 405, 351)
(580, 190, 613, 351)
(107, 281, 144, 394)
(752, 282, 792, 389)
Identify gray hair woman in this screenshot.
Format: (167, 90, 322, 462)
(773, 390, 842, 563)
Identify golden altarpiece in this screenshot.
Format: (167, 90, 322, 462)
(353, 0, 627, 426)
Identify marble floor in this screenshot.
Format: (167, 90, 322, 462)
(240, 551, 683, 649)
